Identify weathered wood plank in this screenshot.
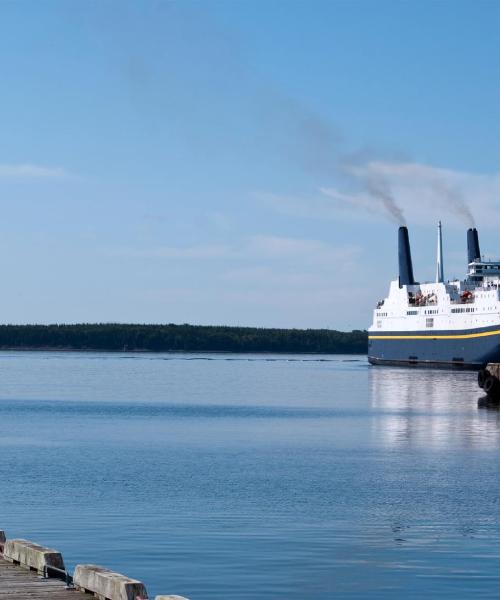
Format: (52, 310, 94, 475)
(0, 556, 79, 599)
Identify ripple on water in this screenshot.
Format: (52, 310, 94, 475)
(0, 352, 499, 599)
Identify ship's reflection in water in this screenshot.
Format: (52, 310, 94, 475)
(369, 366, 500, 450)
(358, 366, 500, 599)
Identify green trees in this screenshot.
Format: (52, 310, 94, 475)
(0, 324, 368, 354)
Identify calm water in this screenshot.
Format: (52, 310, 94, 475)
(1, 351, 499, 599)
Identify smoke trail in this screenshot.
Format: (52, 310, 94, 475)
(364, 174, 406, 226)
(292, 113, 342, 176)
(337, 161, 407, 225)
(430, 178, 475, 228)
(320, 187, 380, 218)
(320, 179, 406, 225)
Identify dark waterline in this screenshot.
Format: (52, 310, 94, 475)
(0, 351, 498, 599)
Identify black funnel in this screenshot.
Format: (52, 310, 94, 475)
(467, 228, 481, 263)
(473, 228, 481, 261)
(398, 226, 415, 286)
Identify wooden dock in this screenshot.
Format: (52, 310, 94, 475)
(0, 532, 186, 600)
(0, 555, 78, 599)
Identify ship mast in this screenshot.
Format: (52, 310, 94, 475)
(436, 221, 444, 283)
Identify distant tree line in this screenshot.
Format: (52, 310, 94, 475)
(0, 324, 368, 354)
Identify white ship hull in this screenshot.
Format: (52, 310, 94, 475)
(369, 225, 500, 369)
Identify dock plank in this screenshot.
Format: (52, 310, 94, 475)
(0, 556, 80, 599)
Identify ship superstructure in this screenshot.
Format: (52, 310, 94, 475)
(368, 224, 500, 368)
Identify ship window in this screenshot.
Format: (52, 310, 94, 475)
(407, 310, 417, 315)
(377, 320, 382, 328)
(426, 318, 434, 328)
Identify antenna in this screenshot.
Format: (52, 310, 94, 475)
(436, 221, 444, 283)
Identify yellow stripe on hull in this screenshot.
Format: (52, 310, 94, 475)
(369, 329, 500, 340)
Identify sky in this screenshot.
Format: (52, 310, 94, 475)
(1, 0, 500, 329)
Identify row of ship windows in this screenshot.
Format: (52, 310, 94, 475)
(376, 317, 487, 328)
(380, 308, 497, 318)
(406, 308, 478, 315)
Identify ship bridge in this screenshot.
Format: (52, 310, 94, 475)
(468, 260, 500, 284)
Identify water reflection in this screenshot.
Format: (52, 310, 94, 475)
(369, 367, 500, 450)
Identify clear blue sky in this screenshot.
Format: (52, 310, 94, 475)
(1, 0, 500, 328)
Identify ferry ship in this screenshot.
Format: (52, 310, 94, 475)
(368, 224, 500, 369)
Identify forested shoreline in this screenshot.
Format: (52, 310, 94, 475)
(0, 324, 368, 354)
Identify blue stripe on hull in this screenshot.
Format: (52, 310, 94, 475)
(368, 324, 500, 369)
